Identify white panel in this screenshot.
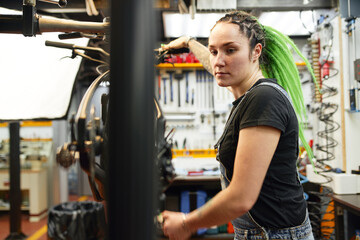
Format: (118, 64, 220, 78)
(197, 0, 236, 10)
(342, 18, 360, 173)
(163, 12, 224, 38)
(163, 11, 316, 38)
(0, 8, 89, 120)
(258, 11, 315, 36)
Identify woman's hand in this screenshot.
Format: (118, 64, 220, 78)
(161, 36, 191, 50)
(162, 210, 192, 240)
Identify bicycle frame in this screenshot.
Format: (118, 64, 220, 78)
(1, 1, 174, 206)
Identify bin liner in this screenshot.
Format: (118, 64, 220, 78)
(47, 201, 106, 240)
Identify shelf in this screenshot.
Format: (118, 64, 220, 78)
(345, 109, 360, 113)
(191, 233, 234, 239)
(172, 149, 217, 158)
(295, 62, 306, 66)
(156, 62, 306, 69)
(165, 175, 221, 193)
(174, 175, 220, 182)
(163, 169, 231, 240)
(160, 233, 234, 240)
(156, 63, 204, 69)
(0, 121, 52, 128)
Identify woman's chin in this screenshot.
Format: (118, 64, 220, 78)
(216, 80, 229, 88)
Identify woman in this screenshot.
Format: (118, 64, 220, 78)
(161, 11, 315, 240)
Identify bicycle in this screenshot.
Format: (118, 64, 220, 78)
(1, 2, 173, 238)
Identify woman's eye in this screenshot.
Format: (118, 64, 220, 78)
(210, 50, 217, 55)
(227, 48, 236, 54)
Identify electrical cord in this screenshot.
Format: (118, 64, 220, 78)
(310, 87, 337, 240)
(307, 186, 335, 239)
(299, 10, 316, 35)
(306, 21, 338, 239)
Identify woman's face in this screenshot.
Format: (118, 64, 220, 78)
(209, 22, 258, 88)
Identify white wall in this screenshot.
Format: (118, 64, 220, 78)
(342, 18, 360, 173)
(309, 16, 360, 174)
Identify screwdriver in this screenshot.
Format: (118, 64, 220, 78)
(162, 77, 167, 105)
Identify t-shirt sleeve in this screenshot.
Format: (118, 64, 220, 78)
(238, 85, 290, 133)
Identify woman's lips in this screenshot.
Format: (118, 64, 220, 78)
(215, 72, 229, 77)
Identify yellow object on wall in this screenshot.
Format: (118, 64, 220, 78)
(172, 149, 217, 158)
(0, 121, 52, 128)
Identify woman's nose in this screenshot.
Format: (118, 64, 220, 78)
(214, 52, 225, 67)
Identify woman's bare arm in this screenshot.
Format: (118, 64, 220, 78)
(162, 125, 281, 235)
(162, 36, 212, 74)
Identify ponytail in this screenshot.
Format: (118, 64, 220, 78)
(260, 25, 319, 162)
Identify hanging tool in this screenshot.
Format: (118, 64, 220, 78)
(200, 114, 205, 124)
(157, 69, 161, 100)
(209, 73, 214, 109)
(204, 70, 208, 109)
(174, 71, 184, 108)
(209, 73, 218, 140)
(207, 71, 212, 109)
(202, 70, 206, 109)
(191, 88, 195, 105)
(198, 70, 203, 108)
(183, 70, 191, 104)
(167, 71, 174, 103)
(162, 77, 167, 105)
(196, 70, 200, 107)
(183, 138, 187, 149)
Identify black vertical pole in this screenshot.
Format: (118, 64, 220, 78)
(108, 0, 156, 239)
(6, 122, 26, 240)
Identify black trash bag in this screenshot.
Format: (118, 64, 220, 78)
(47, 201, 106, 240)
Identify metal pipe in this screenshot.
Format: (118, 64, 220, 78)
(0, 15, 109, 35)
(0, 15, 22, 34)
(38, 16, 109, 33)
(109, 0, 156, 239)
(38, 0, 67, 8)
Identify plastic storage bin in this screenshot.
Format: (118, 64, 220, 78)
(180, 190, 207, 235)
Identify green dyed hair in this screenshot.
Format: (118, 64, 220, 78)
(216, 11, 319, 163)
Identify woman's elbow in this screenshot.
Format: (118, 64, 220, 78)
(226, 186, 258, 216)
(232, 198, 254, 216)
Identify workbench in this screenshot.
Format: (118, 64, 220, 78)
(0, 168, 48, 222)
(332, 194, 360, 239)
(162, 175, 234, 239)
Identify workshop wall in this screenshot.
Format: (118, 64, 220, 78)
(0, 124, 52, 140)
(156, 38, 315, 151)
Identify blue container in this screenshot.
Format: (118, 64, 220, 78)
(180, 190, 207, 235)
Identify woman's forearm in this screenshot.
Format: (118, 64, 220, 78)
(188, 39, 212, 74)
(161, 36, 212, 74)
(184, 186, 251, 232)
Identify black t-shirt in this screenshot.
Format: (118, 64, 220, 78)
(216, 78, 307, 228)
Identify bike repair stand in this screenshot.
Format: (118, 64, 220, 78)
(6, 1, 67, 239)
(5, 122, 26, 240)
(5, 2, 36, 239)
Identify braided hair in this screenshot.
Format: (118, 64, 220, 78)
(214, 11, 318, 161)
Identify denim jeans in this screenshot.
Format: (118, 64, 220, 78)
(232, 215, 314, 240)
(219, 164, 315, 240)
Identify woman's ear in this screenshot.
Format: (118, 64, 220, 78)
(252, 43, 262, 62)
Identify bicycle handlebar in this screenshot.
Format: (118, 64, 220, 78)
(38, 0, 67, 8)
(45, 40, 75, 49)
(45, 40, 110, 56)
(38, 16, 108, 33)
(0, 14, 109, 35)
